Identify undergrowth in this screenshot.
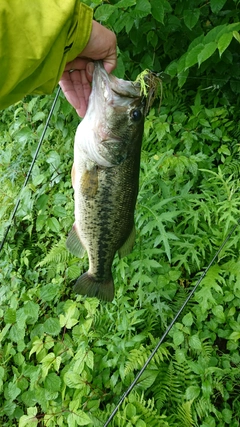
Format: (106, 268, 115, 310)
(0, 80, 240, 427)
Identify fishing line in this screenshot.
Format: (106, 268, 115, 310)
(103, 217, 240, 427)
(0, 86, 61, 254)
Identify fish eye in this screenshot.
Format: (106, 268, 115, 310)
(131, 109, 142, 122)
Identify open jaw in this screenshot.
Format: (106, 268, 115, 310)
(91, 61, 142, 107)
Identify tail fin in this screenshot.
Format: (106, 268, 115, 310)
(73, 272, 114, 302)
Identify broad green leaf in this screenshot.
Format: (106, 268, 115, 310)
(4, 308, 16, 324)
(202, 380, 212, 397)
(19, 411, 38, 427)
(218, 32, 233, 56)
(47, 216, 60, 233)
(59, 314, 78, 329)
(29, 338, 44, 357)
(13, 127, 32, 143)
(134, 0, 151, 18)
(24, 301, 39, 324)
(64, 371, 83, 389)
(52, 205, 66, 217)
(94, 4, 115, 21)
(212, 305, 225, 322)
(36, 213, 47, 231)
(189, 334, 202, 351)
(36, 194, 48, 211)
(41, 353, 61, 378)
(233, 30, 240, 43)
(229, 331, 240, 341)
(126, 403, 137, 418)
(43, 317, 61, 336)
(173, 330, 184, 346)
(9, 323, 25, 343)
(185, 44, 204, 69)
(67, 409, 91, 426)
(182, 312, 193, 327)
(210, 0, 227, 13)
(32, 111, 45, 122)
(135, 368, 159, 390)
(4, 382, 21, 400)
(32, 173, 45, 186)
(151, 0, 164, 23)
(44, 372, 61, 392)
(46, 150, 60, 168)
(115, 0, 136, 7)
(222, 408, 233, 424)
(177, 53, 189, 87)
(40, 283, 58, 302)
(85, 350, 94, 370)
(178, 69, 189, 88)
(183, 9, 200, 30)
(136, 421, 147, 427)
(198, 42, 217, 66)
(185, 385, 201, 400)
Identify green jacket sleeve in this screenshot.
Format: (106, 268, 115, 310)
(0, 0, 93, 110)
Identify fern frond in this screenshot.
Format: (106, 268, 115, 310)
(124, 342, 170, 377)
(153, 359, 193, 411)
(193, 396, 217, 420)
(36, 237, 73, 268)
(177, 400, 195, 427)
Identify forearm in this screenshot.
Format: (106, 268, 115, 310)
(0, 0, 93, 110)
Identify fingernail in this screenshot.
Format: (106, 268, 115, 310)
(87, 62, 94, 76)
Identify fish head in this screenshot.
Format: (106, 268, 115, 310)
(77, 61, 146, 167)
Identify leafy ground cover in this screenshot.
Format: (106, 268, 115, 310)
(1, 0, 240, 426)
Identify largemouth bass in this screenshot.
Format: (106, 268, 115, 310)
(66, 61, 147, 302)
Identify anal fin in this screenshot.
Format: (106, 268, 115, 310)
(66, 223, 85, 258)
(118, 225, 136, 258)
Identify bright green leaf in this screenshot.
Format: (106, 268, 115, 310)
(47, 217, 60, 233)
(115, 0, 136, 7)
(4, 308, 16, 324)
(229, 331, 240, 341)
(189, 334, 202, 351)
(185, 44, 204, 69)
(173, 330, 184, 346)
(218, 32, 233, 56)
(43, 317, 61, 336)
(185, 385, 201, 400)
(198, 42, 217, 67)
(182, 312, 193, 327)
(134, 0, 151, 18)
(94, 4, 115, 21)
(44, 372, 61, 392)
(233, 31, 240, 43)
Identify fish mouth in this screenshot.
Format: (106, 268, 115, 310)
(92, 61, 142, 106)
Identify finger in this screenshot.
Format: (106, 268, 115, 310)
(59, 70, 88, 117)
(64, 57, 90, 72)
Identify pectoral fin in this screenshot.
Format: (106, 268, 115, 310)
(118, 225, 136, 258)
(66, 223, 85, 258)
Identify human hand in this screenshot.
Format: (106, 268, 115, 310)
(59, 21, 117, 117)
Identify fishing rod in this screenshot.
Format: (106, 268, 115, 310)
(103, 217, 240, 426)
(0, 86, 61, 254)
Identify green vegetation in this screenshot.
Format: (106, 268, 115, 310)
(0, 0, 240, 426)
